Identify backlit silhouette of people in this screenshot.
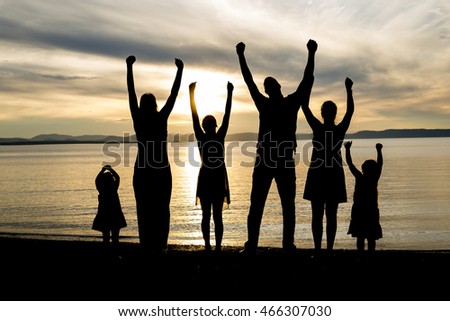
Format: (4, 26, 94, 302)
(236, 39, 317, 254)
(345, 141, 384, 251)
(126, 55, 184, 254)
(92, 165, 127, 244)
(189, 81, 233, 252)
(302, 77, 354, 252)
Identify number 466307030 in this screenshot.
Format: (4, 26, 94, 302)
(259, 305, 332, 317)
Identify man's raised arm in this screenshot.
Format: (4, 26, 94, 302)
(236, 42, 263, 107)
(295, 39, 317, 96)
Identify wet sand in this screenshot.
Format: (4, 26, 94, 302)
(1, 236, 450, 301)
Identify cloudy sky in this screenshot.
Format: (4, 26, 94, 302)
(0, 0, 449, 138)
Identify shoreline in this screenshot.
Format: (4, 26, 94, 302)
(1, 231, 448, 252)
(2, 236, 450, 301)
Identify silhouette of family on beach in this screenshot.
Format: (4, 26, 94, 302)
(93, 39, 384, 255)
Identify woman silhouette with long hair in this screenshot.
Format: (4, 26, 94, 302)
(189, 81, 233, 252)
(302, 77, 354, 252)
(126, 55, 184, 254)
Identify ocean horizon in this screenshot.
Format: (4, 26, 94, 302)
(2, 128, 450, 145)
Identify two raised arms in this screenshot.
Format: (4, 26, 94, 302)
(189, 81, 234, 139)
(344, 141, 383, 177)
(96, 165, 120, 190)
(235, 39, 318, 109)
(302, 76, 355, 132)
(126, 55, 184, 120)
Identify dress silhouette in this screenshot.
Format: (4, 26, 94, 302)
(236, 39, 317, 253)
(189, 81, 233, 252)
(302, 77, 354, 251)
(345, 141, 384, 251)
(92, 165, 127, 244)
(126, 55, 184, 253)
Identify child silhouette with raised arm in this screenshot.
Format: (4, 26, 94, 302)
(189, 81, 233, 252)
(92, 165, 127, 245)
(345, 141, 384, 252)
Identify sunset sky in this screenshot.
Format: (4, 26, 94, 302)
(1, 0, 449, 138)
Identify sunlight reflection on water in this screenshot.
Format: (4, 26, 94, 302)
(0, 137, 449, 250)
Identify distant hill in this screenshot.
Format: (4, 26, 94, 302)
(1, 129, 450, 145)
(0, 134, 133, 145)
(345, 128, 450, 139)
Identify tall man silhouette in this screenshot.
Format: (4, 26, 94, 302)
(236, 39, 317, 254)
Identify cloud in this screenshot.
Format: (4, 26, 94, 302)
(0, 0, 449, 137)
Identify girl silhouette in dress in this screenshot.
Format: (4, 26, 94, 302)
(302, 77, 355, 252)
(189, 81, 233, 252)
(92, 165, 127, 245)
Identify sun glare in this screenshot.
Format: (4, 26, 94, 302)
(184, 69, 234, 117)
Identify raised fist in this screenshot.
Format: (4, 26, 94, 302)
(126, 55, 136, 65)
(236, 42, 246, 55)
(175, 58, 184, 69)
(345, 77, 353, 91)
(307, 39, 318, 53)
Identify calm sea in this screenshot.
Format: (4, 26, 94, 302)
(0, 137, 449, 250)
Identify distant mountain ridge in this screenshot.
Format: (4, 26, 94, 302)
(1, 129, 450, 145)
(0, 134, 134, 145)
(346, 128, 450, 139)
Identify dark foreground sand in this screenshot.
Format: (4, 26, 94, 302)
(2, 236, 450, 301)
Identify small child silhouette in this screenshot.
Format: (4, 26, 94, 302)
(345, 142, 383, 251)
(92, 165, 127, 244)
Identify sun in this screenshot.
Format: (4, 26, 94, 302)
(184, 68, 234, 117)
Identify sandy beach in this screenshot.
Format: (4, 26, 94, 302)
(1, 236, 450, 301)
